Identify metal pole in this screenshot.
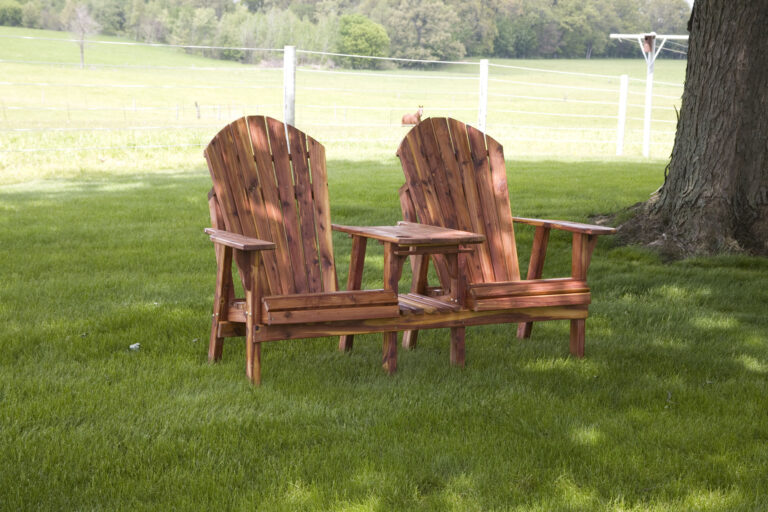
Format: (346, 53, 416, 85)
(642, 34, 655, 158)
(283, 45, 296, 126)
(616, 74, 628, 156)
(478, 59, 488, 131)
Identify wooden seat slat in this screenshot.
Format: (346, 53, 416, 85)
(468, 278, 589, 299)
(263, 289, 397, 312)
(264, 305, 400, 325)
(467, 292, 591, 311)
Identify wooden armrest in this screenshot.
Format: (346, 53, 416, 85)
(332, 222, 484, 246)
(512, 217, 616, 235)
(204, 228, 276, 251)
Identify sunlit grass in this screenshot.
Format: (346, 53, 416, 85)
(1, 158, 767, 510)
(2, 26, 767, 512)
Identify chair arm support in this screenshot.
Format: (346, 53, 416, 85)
(204, 228, 276, 251)
(512, 217, 616, 236)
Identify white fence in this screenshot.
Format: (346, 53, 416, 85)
(0, 35, 685, 161)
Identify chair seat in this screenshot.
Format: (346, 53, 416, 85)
(261, 289, 399, 325)
(466, 278, 591, 311)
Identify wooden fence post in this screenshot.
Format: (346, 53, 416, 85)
(478, 59, 488, 132)
(283, 45, 296, 127)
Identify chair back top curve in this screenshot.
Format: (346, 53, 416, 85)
(205, 116, 338, 296)
(397, 117, 521, 285)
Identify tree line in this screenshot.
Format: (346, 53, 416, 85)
(0, 0, 691, 65)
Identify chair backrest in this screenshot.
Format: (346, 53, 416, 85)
(205, 116, 338, 296)
(397, 117, 521, 285)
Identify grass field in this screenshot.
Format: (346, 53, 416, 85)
(1, 26, 685, 183)
(2, 27, 768, 511)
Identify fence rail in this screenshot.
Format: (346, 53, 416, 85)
(0, 37, 685, 160)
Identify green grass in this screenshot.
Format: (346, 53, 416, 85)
(2, 159, 768, 511)
(1, 26, 685, 183)
(2, 26, 767, 511)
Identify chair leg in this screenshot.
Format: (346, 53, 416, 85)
(339, 236, 368, 352)
(208, 316, 224, 362)
(209, 244, 233, 362)
(382, 332, 398, 374)
(246, 336, 262, 386)
(402, 254, 429, 349)
(570, 319, 585, 358)
(450, 327, 465, 367)
(516, 322, 533, 339)
(402, 330, 419, 350)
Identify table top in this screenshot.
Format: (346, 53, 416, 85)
(332, 221, 485, 246)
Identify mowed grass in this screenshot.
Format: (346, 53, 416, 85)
(2, 26, 767, 511)
(2, 157, 768, 511)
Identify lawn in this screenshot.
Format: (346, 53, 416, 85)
(1, 27, 767, 511)
(2, 158, 767, 510)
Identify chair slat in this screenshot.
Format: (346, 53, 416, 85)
(447, 118, 496, 283)
(466, 127, 512, 281)
(307, 137, 338, 292)
(287, 124, 323, 293)
(266, 117, 309, 293)
(246, 116, 294, 295)
(398, 127, 452, 288)
(417, 119, 459, 230)
(230, 118, 282, 295)
(432, 119, 483, 284)
(205, 131, 244, 237)
(486, 135, 520, 280)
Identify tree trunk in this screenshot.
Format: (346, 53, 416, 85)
(623, 0, 768, 257)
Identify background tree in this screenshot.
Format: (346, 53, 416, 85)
(621, 0, 768, 256)
(336, 13, 389, 69)
(64, 3, 100, 68)
(386, 0, 464, 63)
(0, 0, 22, 26)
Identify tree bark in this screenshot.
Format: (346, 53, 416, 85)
(622, 0, 768, 257)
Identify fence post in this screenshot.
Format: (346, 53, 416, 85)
(642, 36, 655, 158)
(283, 45, 296, 127)
(478, 59, 488, 132)
(616, 74, 628, 156)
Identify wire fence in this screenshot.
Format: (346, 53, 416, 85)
(0, 34, 686, 163)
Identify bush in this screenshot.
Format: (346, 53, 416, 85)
(0, 0, 22, 26)
(336, 14, 389, 69)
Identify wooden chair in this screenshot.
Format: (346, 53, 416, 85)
(204, 116, 404, 384)
(396, 117, 616, 361)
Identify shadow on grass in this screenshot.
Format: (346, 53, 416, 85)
(1, 164, 767, 510)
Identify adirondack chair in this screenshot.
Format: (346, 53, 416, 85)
(396, 117, 616, 360)
(204, 116, 404, 384)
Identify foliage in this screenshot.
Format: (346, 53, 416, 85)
(0, 0, 22, 26)
(7, 0, 692, 64)
(336, 13, 389, 69)
(386, 0, 465, 63)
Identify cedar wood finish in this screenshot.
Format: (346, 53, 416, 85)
(204, 116, 615, 384)
(396, 117, 616, 359)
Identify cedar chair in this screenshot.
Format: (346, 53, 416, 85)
(204, 116, 405, 384)
(396, 117, 616, 361)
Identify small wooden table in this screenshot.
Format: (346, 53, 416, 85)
(332, 221, 485, 352)
(333, 220, 484, 294)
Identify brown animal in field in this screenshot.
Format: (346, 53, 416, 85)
(402, 106, 424, 126)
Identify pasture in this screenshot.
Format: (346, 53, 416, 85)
(2, 27, 767, 511)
